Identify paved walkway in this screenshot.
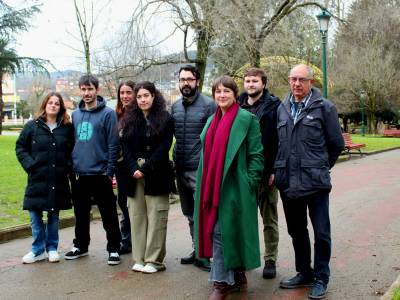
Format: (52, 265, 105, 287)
(0, 150, 399, 299)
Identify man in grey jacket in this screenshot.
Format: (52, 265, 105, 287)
(171, 65, 215, 271)
(65, 74, 121, 265)
(275, 65, 344, 299)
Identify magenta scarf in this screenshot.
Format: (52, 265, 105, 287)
(198, 102, 239, 258)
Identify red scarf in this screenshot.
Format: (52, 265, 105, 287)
(198, 102, 239, 258)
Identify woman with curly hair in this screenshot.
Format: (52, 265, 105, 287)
(121, 81, 174, 273)
(16, 92, 74, 264)
(115, 80, 135, 254)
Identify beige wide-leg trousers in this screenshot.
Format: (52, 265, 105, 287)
(128, 178, 169, 267)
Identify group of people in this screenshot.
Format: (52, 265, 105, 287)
(15, 63, 344, 300)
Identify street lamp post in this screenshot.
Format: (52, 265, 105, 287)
(317, 10, 331, 99)
(360, 90, 366, 136)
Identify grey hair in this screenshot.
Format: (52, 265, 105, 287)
(290, 64, 314, 79)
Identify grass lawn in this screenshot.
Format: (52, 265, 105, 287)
(393, 287, 400, 300)
(0, 135, 73, 229)
(350, 134, 400, 152)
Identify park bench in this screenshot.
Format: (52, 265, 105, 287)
(342, 133, 366, 156)
(383, 129, 400, 137)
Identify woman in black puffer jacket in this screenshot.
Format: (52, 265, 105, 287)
(16, 92, 74, 264)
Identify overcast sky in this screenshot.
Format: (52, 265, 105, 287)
(6, 0, 182, 72)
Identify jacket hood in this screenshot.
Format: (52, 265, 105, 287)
(78, 95, 106, 112)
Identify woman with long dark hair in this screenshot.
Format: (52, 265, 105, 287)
(115, 80, 135, 254)
(194, 76, 264, 299)
(121, 81, 174, 273)
(16, 92, 74, 264)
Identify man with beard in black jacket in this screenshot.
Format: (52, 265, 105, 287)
(239, 67, 281, 279)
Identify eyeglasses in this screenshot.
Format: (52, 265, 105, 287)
(179, 78, 197, 84)
(289, 77, 312, 84)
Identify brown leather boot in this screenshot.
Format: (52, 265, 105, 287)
(208, 282, 239, 300)
(234, 271, 248, 291)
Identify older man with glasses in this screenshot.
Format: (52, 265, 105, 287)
(171, 65, 216, 271)
(274, 64, 344, 299)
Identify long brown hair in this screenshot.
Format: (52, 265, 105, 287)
(115, 80, 136, 120)
(34, 92, 71, 124)
(121, 81, 168, 140)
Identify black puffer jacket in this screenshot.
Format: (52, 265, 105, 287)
(16, 118, 74, 211)
(171, 92, 215, 171)
(122, 113, 175, 196)
(239, 89, 281, 178)
(274, 87, 344, 199)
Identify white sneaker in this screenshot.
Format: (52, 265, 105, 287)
(48, 250, 60, 263)
(132, 263, 145, 272)
(141, 263, 160, 274)
(22, 251, 47, 264)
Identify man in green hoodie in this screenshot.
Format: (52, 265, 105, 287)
(64, 74, 121, 265)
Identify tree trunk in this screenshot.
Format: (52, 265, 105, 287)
(343, 116, 348, 133)
(85, 40, 91, 74)
(195, 28, 212, 92)
(248, 46, 261, 68)
(247, 36, 262, 67)
(367, 96, 377, 134)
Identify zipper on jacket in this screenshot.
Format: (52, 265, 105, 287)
(183, 105, 187, 164)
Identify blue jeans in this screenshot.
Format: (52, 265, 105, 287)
(29, 210, 60, 255)
(209, 222, 235, 285)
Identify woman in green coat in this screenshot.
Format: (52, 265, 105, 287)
(194, 76, 264, 299)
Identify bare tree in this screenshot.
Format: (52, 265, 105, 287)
(331, 0, 400, 133)
(68, 0, 112, 74)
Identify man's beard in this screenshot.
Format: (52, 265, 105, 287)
(247, 89, 263, 98)
(180, 85, 197, 98)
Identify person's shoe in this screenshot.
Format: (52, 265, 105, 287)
(209, 282, 240, 300)
(48, 250, 60, 263)
(308, 280, 327, 299)
(280, 272, 314, 289)
(108, 252, 121, 265)
(119, 245, 132, 255)
(263, 259, 277, 279)
(194, 258, 211, 272)
(22, 251, 47, 264)
(141, 263, 165, 274)
(132, 263, 145, 272)
(233, 271, 247, 291)
(180, 250, 195, 264)
(64, 247, 88, 260)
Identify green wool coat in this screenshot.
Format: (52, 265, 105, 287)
(194, 108, 264, 271)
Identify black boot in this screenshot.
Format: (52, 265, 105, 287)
(262, 260, 276, 279)
(180, 250, 195, 264)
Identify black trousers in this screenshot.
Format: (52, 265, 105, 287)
(71, 175, 121, 253)
(176, 170, 196, 242)
(115, 163, 131, 249)
(281, 190, 331, 284)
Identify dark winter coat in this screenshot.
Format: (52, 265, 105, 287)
(122, 112, 175, 197)
(16, 118, 74, 211)
(274, 87, 344, 199)
(171, 92, 216, 171)
(239, 89, 281, 178)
